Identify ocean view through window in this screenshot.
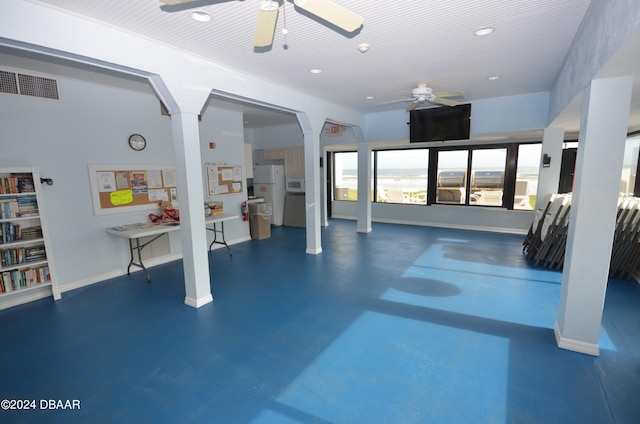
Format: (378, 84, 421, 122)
(331, 142, 542, 209)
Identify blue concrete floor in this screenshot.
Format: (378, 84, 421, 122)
(1, 219, 639, 423)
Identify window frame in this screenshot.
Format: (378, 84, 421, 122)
(331, 150, 359, 202)
(330, 141, 542, 210)
(429, 143, 521, 209)
(373, 147, 429, 205)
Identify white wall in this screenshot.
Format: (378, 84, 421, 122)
(332, 202, 534, 234)
(470, 93, 549, 135)
(199, 106, 251, 243)
(365, 93, 549, 142)
(250, 123, 303, 150)
(0, 72, 250, 292)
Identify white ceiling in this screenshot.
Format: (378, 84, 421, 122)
(10, 0, 640, 133)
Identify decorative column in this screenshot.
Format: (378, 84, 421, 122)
(356, 140, 372, 233)
(555, 76, 633, 355)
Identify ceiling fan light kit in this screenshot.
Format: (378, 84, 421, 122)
(378, 83, 465, 111)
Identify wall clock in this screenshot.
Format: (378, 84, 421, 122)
(128, 134, 146, 151)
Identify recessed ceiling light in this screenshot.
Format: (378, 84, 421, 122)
(366, 96, 374, 100)
(487, 75, 501, 81)
(191, 11, 212, 22)
(309, 68, 322, 74)
(474, 27, 495, 36)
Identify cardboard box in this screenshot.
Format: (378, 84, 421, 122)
(250, 214, 271, 240)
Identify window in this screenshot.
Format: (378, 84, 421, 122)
(469, 148, 506, 206)
(515, 144, 541, 209)
(375, 149, 428, 204)
(435, 148, 507, 207)
(333, 152, 358, 201)
(622, 132, 640, 195)
(435, 150, 469, 204)
(331, 142, 542, 210)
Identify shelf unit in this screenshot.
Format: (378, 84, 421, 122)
(0, 167, 60, 310)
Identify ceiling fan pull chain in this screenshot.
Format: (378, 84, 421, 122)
(282, 0, 288, 35)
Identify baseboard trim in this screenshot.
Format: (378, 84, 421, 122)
(0, 287, 53, 311)
(59, 235, 252, 294)
(330, 215, 356, 221)
(305, 247, 323, 255)
(184, 293, 213, 308)
(328, 215, 527, 235)
(554, 321, 600, 356)
(372, 217, 529, 235)
(59, 253, 183, 294)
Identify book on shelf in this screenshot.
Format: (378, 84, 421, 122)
(20, 225, 42, 240)
(0, 197, 18, 219)
(0, 174, 35, 194)
(17, 196, 39, 216)
(0, 265, 49, 294)
(0, 222, 18, 244)
(1, 244, 46, 267)
(15, 174, 35, 193)
(0, 224, 43, 245)
(0, 196, 39, 219)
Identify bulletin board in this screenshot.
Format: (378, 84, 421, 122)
(205, 164, 243, 197)
(88, 164, 178, 216)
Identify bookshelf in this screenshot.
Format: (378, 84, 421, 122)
(0, 167, 60, 310)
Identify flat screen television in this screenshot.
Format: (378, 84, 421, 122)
(410, 104, 471, 142)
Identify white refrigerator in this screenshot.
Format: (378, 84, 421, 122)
(253, 165, 286, 226)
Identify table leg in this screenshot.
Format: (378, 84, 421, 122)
(127, 235, 163, 282)
(127, 239, 135, 275)
(208, 222, 232, 256)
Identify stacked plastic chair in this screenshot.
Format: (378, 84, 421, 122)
(609, 197, 640, 279)
(523, 193, 572, 268)
(524, 193, 640, 279)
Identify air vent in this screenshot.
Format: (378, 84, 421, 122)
(0, 69, 59, 100)
(0, 70, 19, 95)
(17, 73, 59, 100)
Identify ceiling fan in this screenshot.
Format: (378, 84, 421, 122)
(160, 0, 364, 48)
(378, 83, 465, 111)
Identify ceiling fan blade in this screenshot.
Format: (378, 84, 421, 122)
(254, 2, 280, 47)
(293, 0, 363, 32)
(406, 101, 420, 111)
(435, 90, 464, 98)
(377, 99, 411, 107)
(431, 97, 460, 107)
